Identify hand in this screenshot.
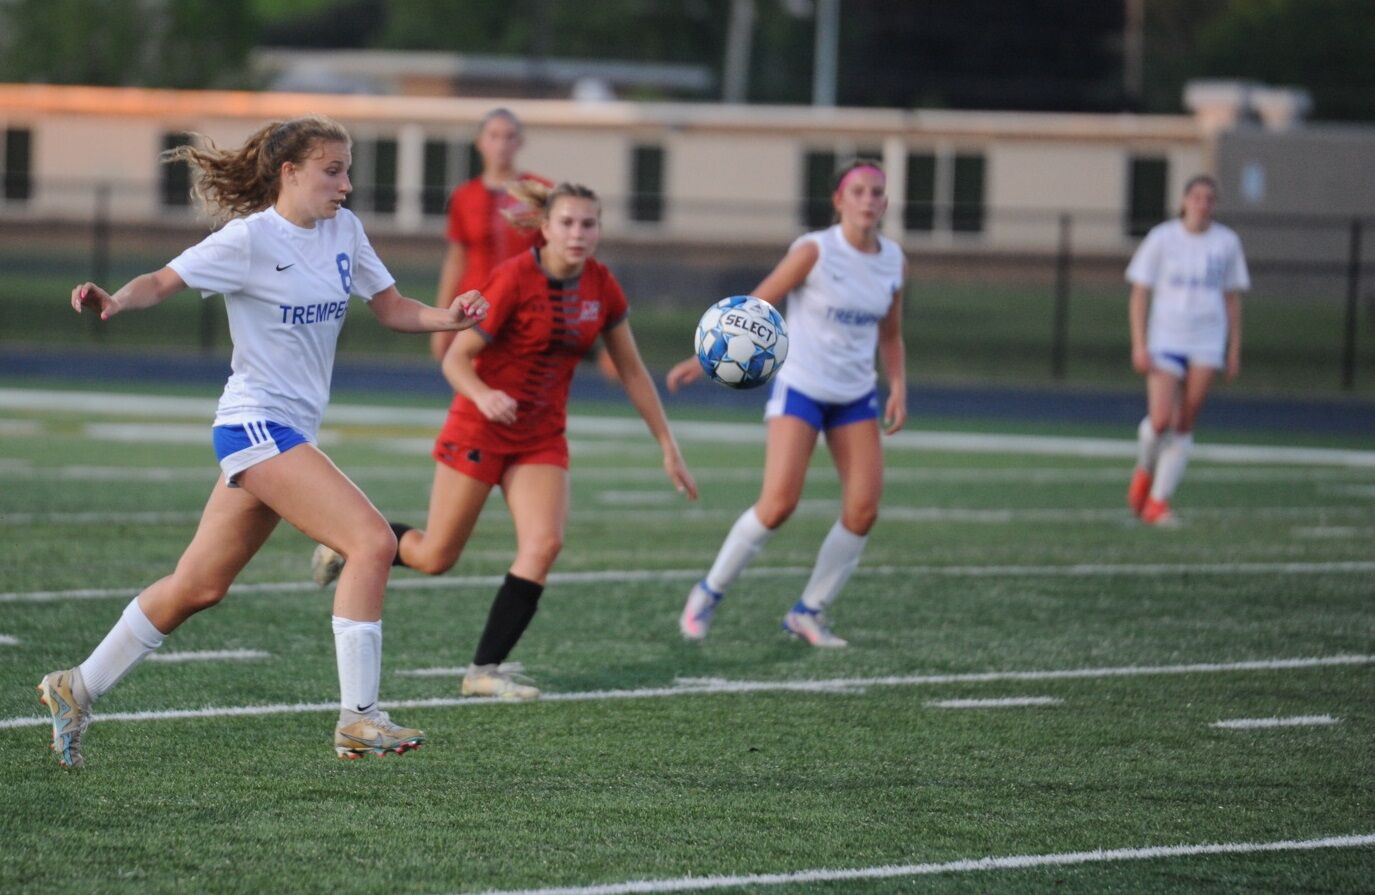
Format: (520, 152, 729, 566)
(882, 392, 907, 436)
(665, 356, 704, 393)
(446, 290, 489, 330)
(71, 283, 119, 320)
(474, 389, 518, 425)
(664, 449, 698, 501)
(1131, 345, 1151, 375)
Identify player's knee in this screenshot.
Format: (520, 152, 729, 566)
(409, 545, 460, 576)
(754, 500, 796, 529)
(842, 504, 879, 535)
(176, 579, 232, 613)
(344, 523, 398, 572)
(522, 532, 563, 570)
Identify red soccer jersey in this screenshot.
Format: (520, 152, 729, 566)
(445, 174, 549, 296)
(444, 250, 629, 452)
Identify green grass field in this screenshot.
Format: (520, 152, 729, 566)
(4, 238, 1372, 396)
(1, 384, 1373, 894)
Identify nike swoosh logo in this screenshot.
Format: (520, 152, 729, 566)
(276, 263, 294, 271)
(355, 702, 375, 714)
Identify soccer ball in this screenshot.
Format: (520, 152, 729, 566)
(693, 295, 789, 389)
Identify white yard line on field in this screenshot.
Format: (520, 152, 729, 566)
(6, 561, 1375, 604)
(8, 502, 1374, 528)
(146, 649, 271, 664)
(926, 696, 1063, 709)
(1, 511, 205, 525)
(0, 419, 42, 436)
(3, 464, 1372, 485)
(1, 654, 1368, 731)
(450, 834, 1375, 895)
(0, 634, 19, 646)
(1211, 714, 1341, 730)
(5, 387, 1375, 467)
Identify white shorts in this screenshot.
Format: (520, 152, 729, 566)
(1149, 346, 1224, 378)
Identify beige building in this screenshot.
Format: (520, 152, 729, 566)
(6, 80, 1366, 261)
(0, 83, 1215, 255)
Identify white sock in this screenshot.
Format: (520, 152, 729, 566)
(1136, 416, 1166, 473)
(799, 521, 868, 612)
(78, 597, 166, 701)
(332, 616, 382, 722)
(703, 507, 775, 596)
(1151, 431, 1194, 501)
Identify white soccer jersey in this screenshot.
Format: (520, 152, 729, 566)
(167, 207, 394, 438)
(773, 225, 904, 404)
(1126, 219, 1250, 354)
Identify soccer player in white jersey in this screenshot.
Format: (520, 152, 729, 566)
(36, 115, 488, 767)
(1125, 174, 1250, 527)
(667, 159, 908, 647)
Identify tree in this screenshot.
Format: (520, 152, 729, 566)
(0, 0, 258, 89)
(1145, 0, 1375, 121)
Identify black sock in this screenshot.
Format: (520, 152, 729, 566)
(390, 522, 414, 567)
(472, 573, 544, 667)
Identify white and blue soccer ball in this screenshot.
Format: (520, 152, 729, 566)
(693, 295, 788, 389)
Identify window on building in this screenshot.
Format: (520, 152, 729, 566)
(951, 153, 986, 233)
(370, 138, 398, 215)
(160, 132, 193, 208)
(1127, 156, 1168, 236)
(422, 139, 449, 216)
(904, 152, 936, 232)
(465, 143, 481, 182)
(801, 150, 837, 229)
(3, 128, 32, 202)
(629, 144, 665, 223)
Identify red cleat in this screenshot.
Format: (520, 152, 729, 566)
(1140, 497, 1178, 527)
(1127, 468, 1153, 516)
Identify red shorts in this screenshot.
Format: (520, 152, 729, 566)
(432, 433, 569, 486)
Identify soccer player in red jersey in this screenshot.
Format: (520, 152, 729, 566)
(314, 182, 697, 699)
(431, 108, 548, 363)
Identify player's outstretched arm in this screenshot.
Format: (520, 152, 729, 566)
(431, 242, 468, 361)
(1128, 284, 1151, 374)
(878, 281, 908, 436)
(1224, 290, 1242, 381)
(369, 286, 488, 333)
(71, 267, 186, 321)
(605, 322, 698, 500)
(665, 356, 704, 393)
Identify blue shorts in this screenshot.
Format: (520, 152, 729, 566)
(764, 382, 880, 431)
(211, 420, 309, 486)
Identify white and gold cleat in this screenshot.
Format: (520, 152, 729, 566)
(333, 712, 425, 759)
(311, 543, 345, 588)
(461, 664, 540, 701)
(37, 668, 91, 769)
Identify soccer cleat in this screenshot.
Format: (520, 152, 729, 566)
(37, 669, 91, 769)
(679, 580, 723, 641)
(462, 664, 540, 701)
(1140, 497, 1180, 528)
(1127, 468, 1154, 516)
(782, 605, 848, 648)
(311, 543, 345, 588)
(334, 712, 425, 759)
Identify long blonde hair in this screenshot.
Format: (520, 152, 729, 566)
(162, 115, 351, 224)
(503, 180, 600, 231)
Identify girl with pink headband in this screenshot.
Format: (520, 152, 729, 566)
(668, 158, 909, 647)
